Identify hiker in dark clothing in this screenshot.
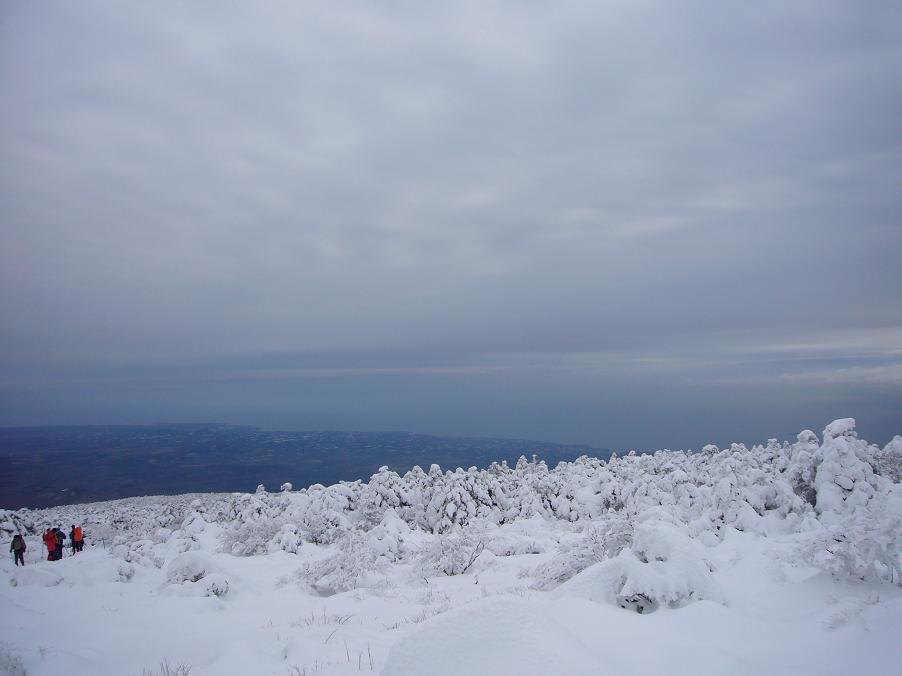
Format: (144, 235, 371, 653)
(10, 533, 26, 566)
(54, 527, 65, 560)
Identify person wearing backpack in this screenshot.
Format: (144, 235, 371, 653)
(43, 528, 57, 561)
(70, 525, 84, 554)
(10, 533, 26, 566)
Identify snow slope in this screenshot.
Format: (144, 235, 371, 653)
(1, 419, 900, 675)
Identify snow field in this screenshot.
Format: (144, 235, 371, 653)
(1, 418, 900, 675)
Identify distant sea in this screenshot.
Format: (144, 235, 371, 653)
(0, 424, 611, 509)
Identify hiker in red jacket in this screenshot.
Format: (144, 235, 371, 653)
(43, 529, 57, 561)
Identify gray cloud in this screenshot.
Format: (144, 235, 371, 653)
(1, 1, 901, 447)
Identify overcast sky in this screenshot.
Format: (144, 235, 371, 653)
(1, 1, 900, 450)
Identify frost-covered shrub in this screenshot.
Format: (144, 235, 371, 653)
(556, 511, 721, 609)
(532, 514, 632, 590)
(873, 436, 902, 483)
(486, 533, 543, 557)
(504, 478, 548, 520)
(617, 592, 657, 614)
(0, 510, 29, 538)
(220, 518, 283, 556)
(152, 527, 173, 544)
(786, 430, 819, 506)
(268, 523, 303, 554)
(299, 484, 357, 544)
(804, 485, 902, 585)
(112, 537, 165, 569)
(299, 507, 348, 545)
(417, 531, 485, 576)
(365, 509, 409, 561)
(166, 552, 214, 584)
(0, 645, 27, 676)
(299, 530, 386, 595)
(424, 468, 479, 533)
(181, 511, 206, 536)
(117, 561, 136, 582)
(166, 552, 230, 596)
(202, 573, 230, 597)
(813, 419, 882, 519)
(220, 492, 290, 555)
(615, 513, 720, 607)
(360, 467, 412, 528)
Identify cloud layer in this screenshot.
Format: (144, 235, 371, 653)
(2, 1, 901, 448)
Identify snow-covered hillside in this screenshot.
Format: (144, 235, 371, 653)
(2, 418, 901, 675)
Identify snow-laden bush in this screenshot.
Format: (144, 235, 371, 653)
(268, 523, 304, 554)
(166, 551, 214, 584)
(424, 467, 479, 533)
(621, 512, 721, 606)
(181, 510, 206, 536)
(221, 518, 284, 556)
(873, 436, 902, 483)
(532, 513, 633, 590)
(117, 561, 136, 582)
(152, 527, 173, 544)
(299, 484, 356, 544)
(0, 645, 27, 676)
(201, 573, 230, 597)
(365, 509, 410, 561)
(813, 419, 882, 520)
(165, 552, 230, 597)
(0, 510, 29, 538)
(300, 509, 348, 545)
(112, 537, 165, 569)
(486, 532, 543, 557)
(220, 493, 287, 555)
(803, 484, 902, 585)
(298, 530, 386, 595)
(781, 420, 902, 584)
(555, 510, 721, 609)
(360, 466, 412, 528)
(417, 530, 485, 576)
(786, 431, 820, 504)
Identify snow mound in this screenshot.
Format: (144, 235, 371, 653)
(382, 597, 610, 676)
(7, 566, 64, 588)
(9, 550, 136, 587)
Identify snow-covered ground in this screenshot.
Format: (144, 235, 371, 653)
(2, 418, 900, 675)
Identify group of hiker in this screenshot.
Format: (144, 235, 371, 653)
(9, 525, 86, 565)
